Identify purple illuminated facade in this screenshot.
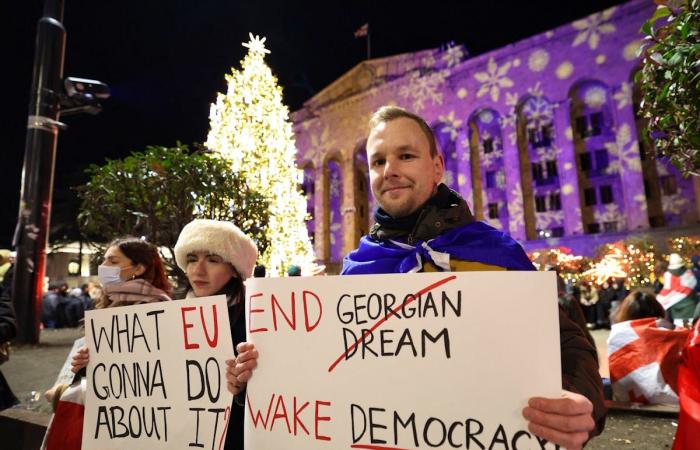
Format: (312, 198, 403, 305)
(293, 0, 700, 270)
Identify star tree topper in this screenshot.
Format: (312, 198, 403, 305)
(242, 33, 270, 55)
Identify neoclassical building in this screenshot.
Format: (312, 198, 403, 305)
(292, 0, 700, 272)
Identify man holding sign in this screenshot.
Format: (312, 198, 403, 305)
(234, 106, 605, 449)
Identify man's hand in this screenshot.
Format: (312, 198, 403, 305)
(522, 390, 595, 450)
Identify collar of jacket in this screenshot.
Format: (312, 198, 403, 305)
(369, 184, 474, 244)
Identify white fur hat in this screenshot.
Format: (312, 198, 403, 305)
(175, 219, 258, 280)
(668, 253, 685, 270)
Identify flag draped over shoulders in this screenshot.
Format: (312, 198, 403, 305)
(673, 321, 700, 449)
(607, 317, 689, 405)
(342, 221, 534, 274)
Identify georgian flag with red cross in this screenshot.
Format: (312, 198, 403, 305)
(657, 270, 697, 310)
(608, 318, 689, 404)
(673, 321, 700, 449)
(42, 379, 85, 450)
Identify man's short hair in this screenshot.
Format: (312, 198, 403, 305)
(368, 106, 438, 158)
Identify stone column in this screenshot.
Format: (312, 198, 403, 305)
(455, 127, 474, 210)
(501, 121, 526, 241)
(314, 163, 327, 263)
(612, 84, 649, 231)
(342, 149, 358, 256)
(552, 99, 584, 236)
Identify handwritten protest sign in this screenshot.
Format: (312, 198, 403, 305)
(82, 295, 233, 450)
(55, 336, 86, 387)
(245, 271, 562, 449)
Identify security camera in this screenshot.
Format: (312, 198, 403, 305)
(60, 77, 110, 116)
(64, 77, 110, 100)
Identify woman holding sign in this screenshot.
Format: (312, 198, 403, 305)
(44, 237, 172, 450)
(174, 219, 258, 450)
(69, 237, 173, 371)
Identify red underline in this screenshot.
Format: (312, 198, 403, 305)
(327, 275, 457, 373)
(351, 445, 413, 450)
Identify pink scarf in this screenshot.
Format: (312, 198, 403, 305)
(103, 279, 171, 307)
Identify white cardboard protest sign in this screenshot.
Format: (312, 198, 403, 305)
(245, 271, 561, 449)
(82, 295, 234, 449)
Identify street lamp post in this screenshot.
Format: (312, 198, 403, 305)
(12, 0, 66, 344)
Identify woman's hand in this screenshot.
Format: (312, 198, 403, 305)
(71, 345, 89, 373)
(225, 342, 259, 395)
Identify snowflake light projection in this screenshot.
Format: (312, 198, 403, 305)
(437, 111, 463, 141)
(528, 49, 550, 72)
(399, 70, 448, 112)
(613, 82, 632, 110)
(536, 210, 565, 230)
(572, 7, 617, 50)
(604, 124, 642, 174)
(442, 45, 465, 67)
(583, 86, 608, 108)
(474, 57, 514, 102)
(594, 204, 626, 229)
(662, 193, 688, 216)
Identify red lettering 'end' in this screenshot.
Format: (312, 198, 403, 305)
(249, 292, 268, 334)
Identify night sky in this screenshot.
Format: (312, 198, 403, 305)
(2, 0, 627, 248)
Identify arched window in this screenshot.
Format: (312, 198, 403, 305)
(433, 122, 460, 191)
(301, 162, 316, 243)
(569, 80, 624, 234)
(517, 95, 564, 239)
(325, 157, 344, 264)
(630, 69, 696, 227)
(467, 109, 508, 230)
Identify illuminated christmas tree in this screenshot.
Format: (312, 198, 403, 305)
(206, 34, 315, 276)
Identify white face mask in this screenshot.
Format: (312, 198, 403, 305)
(98, 265, 126, 286)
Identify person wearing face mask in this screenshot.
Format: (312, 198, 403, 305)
(173, 219, 257, 450)
(67, 237, 173, 372)
(42, 237, 171, 450)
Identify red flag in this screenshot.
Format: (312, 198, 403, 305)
(354, 23, 368, 38)
(608, 317, 689, 404)
(673, 322, 700, 449)
(43, 379, 85, 450)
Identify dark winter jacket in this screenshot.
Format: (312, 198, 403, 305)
(0, 266, 17, 343)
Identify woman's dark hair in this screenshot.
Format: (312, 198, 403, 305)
(109, 237, 172, 294)
(614, 289, 665, 323)
(219, 275, 245, 323)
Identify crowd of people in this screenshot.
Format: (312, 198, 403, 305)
(556, 251, 700, 447)
(0, 105, 698, 449)
(40, 282, 96, 329)
(565, 253, 700, 332)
